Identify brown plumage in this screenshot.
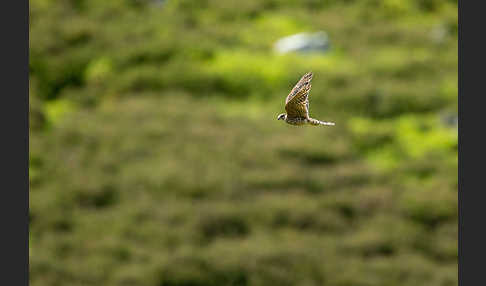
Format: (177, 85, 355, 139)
(277, 72, 335, 126)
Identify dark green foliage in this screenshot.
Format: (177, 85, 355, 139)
(30, 0, 457, 285)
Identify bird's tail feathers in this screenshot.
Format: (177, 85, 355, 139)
(308, 118, 335, 126)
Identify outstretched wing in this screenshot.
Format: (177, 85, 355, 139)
(285, 72, 313, 118)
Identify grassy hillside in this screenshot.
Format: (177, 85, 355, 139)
(29, 0, 457, 285)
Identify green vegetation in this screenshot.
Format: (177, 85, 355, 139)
(30, 0, 457, 285)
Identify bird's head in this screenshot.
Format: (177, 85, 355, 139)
(277, 113, 287, 121)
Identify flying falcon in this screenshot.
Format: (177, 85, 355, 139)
(277, 72, 335, 126)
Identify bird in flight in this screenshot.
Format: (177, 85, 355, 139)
(277, 72, 335, 126)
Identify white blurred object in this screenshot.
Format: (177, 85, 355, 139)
(440, 113, 458, 129)
(430, 25, 448, 44)
(274, 31, 331, 54)
(152, 0, 167, 7)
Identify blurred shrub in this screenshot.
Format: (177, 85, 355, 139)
(350, 115, 457, 171)
(399, 187, 456, 227)
(84, 57, 114, 85)
(197, 212, 250, 243)
(29, 82, 47, 131)
(44, 99, 76, 126)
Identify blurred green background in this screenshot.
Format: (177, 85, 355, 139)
(29, 0, 457, 285)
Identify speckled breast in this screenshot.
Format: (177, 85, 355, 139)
(285, 118, 308, 125)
